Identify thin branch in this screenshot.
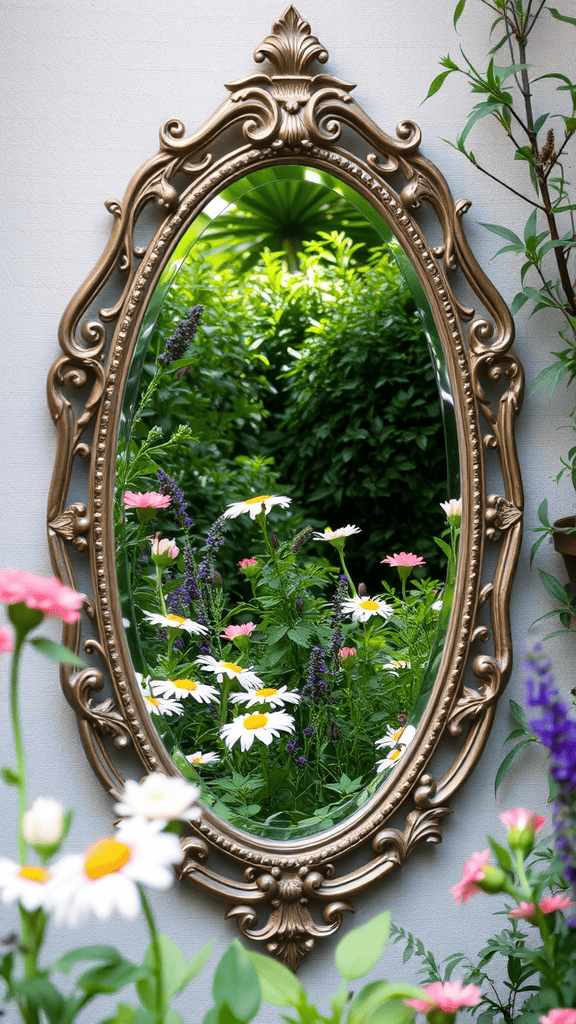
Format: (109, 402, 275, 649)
(471, 158, 547, 209)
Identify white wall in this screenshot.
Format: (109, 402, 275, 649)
(1, 1, 574, 1020)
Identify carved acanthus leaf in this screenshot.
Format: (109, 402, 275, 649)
(49, 503, 90, 551)
(486, 494, 523, 541)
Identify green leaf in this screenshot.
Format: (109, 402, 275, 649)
(77, 960, 145, 996)
(509, 698, 528, 730)
(510, 291, 530, 316)
(99, 1003, 138, 1024)
(1, 766, 20, 786)
(538, 568, 572, 604)
(433, 536, 452, 559)
(530, 361, 569, 398)
(138, 934, 213, 1008)
(335, 911, 391, 980)
(11, 978, 66, 1022)
(211, 941, 261, 1021)
(29, 637, 85, 667)
(52, 945, 125, 973)
(247, 949, 306, 1007)
(453, 0, 467, 27)
(494, 739, 535, 794)
(425, 69, 456, 99)
(479, 222, 523, 246)
(549, 7, 576, 27)
(347, 981, 425, 1024)
(488, 835, 514, 873)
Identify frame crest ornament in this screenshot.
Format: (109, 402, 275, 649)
(47, 6, 524, 969)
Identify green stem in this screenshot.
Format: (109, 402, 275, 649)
(139, 885, 166, 1024)
(337, 548, 357, 596)
(10, 634, 27, 865)
(260, 745, 271, 798)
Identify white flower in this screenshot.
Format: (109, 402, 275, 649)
(142, 611, 208, 635)
(440, 498, 462, 519)
(23, 797, 65, 846)
(380, 660, 411, 675)
(150, 536, 179, 559)
(114, 773, 201, 823)
(220, 711, 295, 751)
(196, 655, 264, 689)
(312, 525, 361, 541)
(222, 495, 291, 520)
(342, 595, 393, 623)
(142, 694, 184, 717)
(431, 598, 443, 612)
(185, 750, 221, 766)
(376, 744, 410, 774)
(375, 724, 417, 750)
(152, 677, 219, 704)
(49, 818, 183, 927)
(0, 858, 54, 911)
(229, 685, 301, 709)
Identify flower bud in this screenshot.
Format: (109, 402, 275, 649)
(238, 557, 259, 578)
(499, 808, 546, 856)
(149, 534, 179, 566)
(23, 797, 64, 846)
(358, 582, 368, 597)
(476, 864, 507, 894)
(212, 570, 223, 589)
(270, 533, 279, 550)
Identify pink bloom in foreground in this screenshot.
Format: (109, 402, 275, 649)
(0, 626, 13, 653)
(0, 569, 82, 624)
(510, 894, 573, 921)
(238, 558, 257, 568)
(499, 808, 546, 833)
(540, 1012, 576, 1024)
(381, 552, 426, 568)
(124, 491, 171, 510)
(220, 623, 256, 640)
(451, 849, 490, 904)
(404, 981, 481, 1013)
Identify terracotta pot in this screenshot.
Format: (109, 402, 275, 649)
(552, 516, 576, 589)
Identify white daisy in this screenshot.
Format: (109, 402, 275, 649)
(185, 750, 221, 766)
(196, 655, 264, 689)
(142, 694, 184, 717)
(142, 611, 208, 635)
(23, 797, 65, 846)
(312, 525, 361, 541)
(431, 598, 443, 612)
(375, 724, 417, 750)
(220, 711, 295, 751)
(222, 495, 291, 520)
(380, 659, 411, 675)
(114, 773, 201, 823)
(0, 858, 54, 912)
(376, 744, 410, 774)
(152, 677, 219, 704)
(49, 818, 183, 927)
(342, 595, 393, 623)
(440, 498, 462, 519)
(229, 685, 301, 709)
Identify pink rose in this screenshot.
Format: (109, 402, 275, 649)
(0, 569, 82, 624)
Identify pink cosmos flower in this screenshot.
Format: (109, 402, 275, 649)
(404, 981, 481, 1013)
(0, 569, 82, 624)
(338, 647, 357, 660)
(540, 1012, 576, 1024)
(451, 849, 490, 904)
(220, 623, 256, 640)
(509, 894, 573, 921)
(0, 626, 14, 653)
(499, 808, 546, 833)
(381, 552, 426, 568)
(123, 491, 171, 510)
(238, 558, 257, 568)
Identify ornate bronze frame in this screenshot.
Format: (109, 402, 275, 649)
(47, 7, 524, 970)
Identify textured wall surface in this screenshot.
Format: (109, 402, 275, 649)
(1, 0, 574, 1020)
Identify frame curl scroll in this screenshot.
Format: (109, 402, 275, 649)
(47, 6, 524, 968)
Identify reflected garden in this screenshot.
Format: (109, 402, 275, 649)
(114, 170, 461, 838)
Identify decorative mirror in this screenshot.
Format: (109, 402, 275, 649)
(48, 6, 523, 969)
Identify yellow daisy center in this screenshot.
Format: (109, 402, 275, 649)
(172, 678, 198, 691)
(190, 755, 203, 763)
(19, 866, 51, 883)
(360, 599, 379, 610)
(244, 495, 271, 505)
(222, 661, 243, 673)
(388, 748, 403, 763)
(391, 727, 404, 741)
(166, 614, 186, 625)
(84, 837, 132, 879)
(244, 713, 268, 730)
(146, 697, 160, 706)
(255, 688, 278, 698)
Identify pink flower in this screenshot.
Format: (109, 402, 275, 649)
(404, 981, 481, 1013)
(0, 626, 14, 652)
(451, 849, 491, 904)
(338, 647, 357, 660)
(220, 623, 256, 640)
(238, 558, 257, 568)
(509, 894, 573, 921)
(381, 552, 426, 568)
(540, 1012, 576, 1024)
(499, 808, 546, 832)
(0, 569, 82, 624)
(124, 491, 171, 509)
(150, 537, 179, 559)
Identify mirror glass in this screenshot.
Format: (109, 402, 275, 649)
(114, 166, 461, 840)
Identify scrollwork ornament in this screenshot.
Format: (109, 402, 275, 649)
(47, 5, 524, 967)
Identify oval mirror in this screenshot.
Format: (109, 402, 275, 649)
(48, 6, 523, 969)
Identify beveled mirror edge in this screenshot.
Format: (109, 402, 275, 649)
(47, 6, 524, 969)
